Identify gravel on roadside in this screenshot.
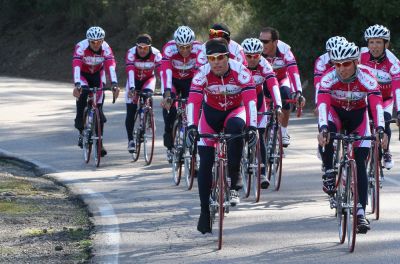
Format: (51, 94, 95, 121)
(0, 159, 93, 264)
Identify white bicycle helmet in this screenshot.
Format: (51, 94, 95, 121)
(86, 26, 105, 40)
(173, 26, 195, 45)
(364, 24, 390, 41)
(330, 42, 360, 61)
(241, 38, 263, 54)
(325, 36, 347, 52)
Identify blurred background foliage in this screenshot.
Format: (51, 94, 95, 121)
(1, 0, 400, 103)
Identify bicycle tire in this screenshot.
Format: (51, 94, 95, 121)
(347, 160, 358, 253)
(374, 142, 380, 220)
(253, 140, 261, 202)
(93, 108, 102, 167)
(171, 119, 183, 185)
(143, 109, 155, 165)
(131, 110, 141, 162)
(336, 164, 346, 244)
(185, 142, 197, 190)
(82, 107, 92, 163)
(218, 159, 225, 250)
(367, 145, 376, 215)
(268, 126, 283, 191)
(241, 142, 251, 198)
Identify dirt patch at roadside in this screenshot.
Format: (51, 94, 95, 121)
(0, 159, 93, 263)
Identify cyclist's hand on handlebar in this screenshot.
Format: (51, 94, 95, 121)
(317, 127, 329, 148)
(186, 125, 198, 149)
(275, 106, 283, 124)
(161, 90, 172, 111)
(246, 126, 258, 148)
(111, 82, 120, 101)
(73, 82, 81, 98)
(376, 127, 388, 149)
(128, 87, 136, 99)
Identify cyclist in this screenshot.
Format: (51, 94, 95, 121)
(125, 34, 162, 153)
(259, 27, 305, 147)
(186, 38, 258, 234)
(196, 23, 247, 67)
(360, 24, 400, 169)
(159, 26, 202, 162)
(72, 26, 120, 157)
(241, 38, 282, 189)
(317, 41, 385, 233)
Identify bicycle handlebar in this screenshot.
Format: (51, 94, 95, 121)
(197, 132, 246, 142)
(81, 87, 116, 104)
(329, 133, 376, 142)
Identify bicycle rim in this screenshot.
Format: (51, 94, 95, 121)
(171, 120, 182, 185)
(241, 143, 251, 198)
(347, 160, 357, 252)
(143, 111, 155, 165)
(337, 164, 346, 244)
(185, 145, 196, 190)
(253, 140, 261, 202)
(131, 111, 141, 162)
(93, 109, 102, 167)
(268, 126, 283, 191)
(374, 145, 380, 220)
(218, 159, 225, 250)
(82, 108, 92, 163)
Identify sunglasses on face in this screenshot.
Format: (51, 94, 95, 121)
(209, 29, 229, 38)
(245, 53, 261, 59)
(177, 44, 192, 51)
(259, 39, 273, 44)
(137, 44, 151, 51)
(333, 60, 353, 68)
(206, 52, 229, 62)
(90, 40, 103, 45)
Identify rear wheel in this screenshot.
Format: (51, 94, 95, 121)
(131, 110, 141, 162)
(172, 119, 183, 185)
(82, 107, 92, 163)
(143, 110, 155, 165)
(93, 109, 102, 167)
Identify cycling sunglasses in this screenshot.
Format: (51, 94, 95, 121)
(259, 39, 273, 44)
(209, 29, 229, 38)
(333, 60, 353, 68)
(206, 52, 229, 62)
(136, 44, 151, 51)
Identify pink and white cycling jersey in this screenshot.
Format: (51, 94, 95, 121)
(263, 40, 302, 93)
(196, 39, 247, 67)
(317, 66, 384, 129)
(72, 39, 117, 84)
(360, 47, 400, 110)
(125, 46, 162, 88)
(187, 59, 257, 127)
(313, 52, 332, 104)
(249, 57, 282, 107)
(159, 40, 203, 93)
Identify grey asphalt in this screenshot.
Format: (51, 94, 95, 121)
(1, 77, 400, 263)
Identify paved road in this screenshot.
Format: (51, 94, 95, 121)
(1, 77, 400, 263)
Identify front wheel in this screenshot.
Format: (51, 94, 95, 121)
(131, 110, 141, 162)
(346, 160, 358, 252)
(267, 126, 283, 191)
(218, 159, 225, 250)
(82, 107, 92, 164)
(253, 140, 261, 202)
(171, 119, 183, 185)
(241, 142, 251, 198)
(92, 108, 102, 167)
(143, 110, 155, 165)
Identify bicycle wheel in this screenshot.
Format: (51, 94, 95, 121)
(253, 140, 261, 202)
(143, 109, 155, 165)
(336, 164, 346, 244)
(268, 126, 283, 191)
(367, 145, 376, 215)
(82, 107, 92, 163)
(131, 110, 141, 162)
(373, 142, 380, 220)
(240, 142, 251, 198)
(185, 142, 196, 190)
(171, 119, 183, 185)
(91, 109, 102, 167)
(218, 159, 225, 250)
(209, 163, 218, 234)
(346, 160, 358, 252)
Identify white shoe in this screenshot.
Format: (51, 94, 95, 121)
(230, 190, 240, 206)
(383, 151, 394, 170)
(282, 134, 290, 147)
(128, 140, 136, 153)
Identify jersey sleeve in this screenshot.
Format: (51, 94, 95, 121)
(187, 70, 205, 126)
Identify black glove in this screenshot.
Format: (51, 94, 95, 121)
(186, 125, 198, 149)
(246, 126, 258, 148)
(74, 82, 81, 89)
(376, 126, 384, 140)
(111, 82, 118, 91)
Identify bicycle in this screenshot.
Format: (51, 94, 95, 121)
(81, 86, 115, 167)
(366, 119, 396, 220)
(328, 132, 376, 252)
(263, 98, 303, 191)
(131, 91, 155, 165)
(197, 131, 245, 250)
(241, 129, 262, 202)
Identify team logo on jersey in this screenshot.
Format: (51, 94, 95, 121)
(192, 75, 205, 85)
(359, 70, 378, 90)
(238, 70, 251, 84)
